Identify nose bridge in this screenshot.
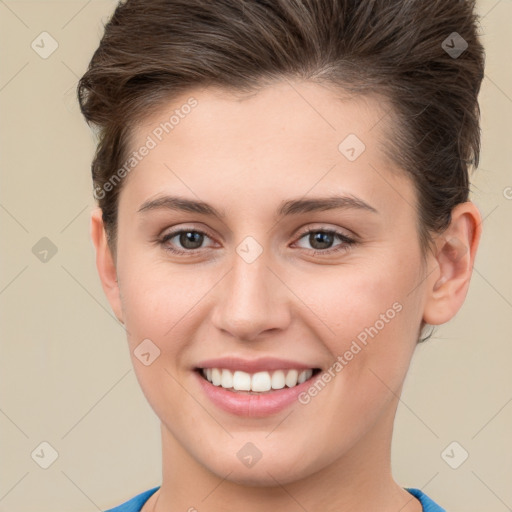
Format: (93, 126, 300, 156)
(211, 246, 290, 340)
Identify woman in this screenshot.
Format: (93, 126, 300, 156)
(78, 0, 485, 510)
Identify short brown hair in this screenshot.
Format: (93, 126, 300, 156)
(78, 0, 485, 340)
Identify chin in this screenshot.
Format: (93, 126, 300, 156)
(206, 454, 312, 488)
(221, 469, 295, 488)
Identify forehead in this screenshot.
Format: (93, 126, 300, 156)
(120, 80, 414, 219)
(133, 80, 390, 151)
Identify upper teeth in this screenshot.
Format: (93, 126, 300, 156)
(202, 368, 314, 392)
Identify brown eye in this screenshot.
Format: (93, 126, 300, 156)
(294, 228, 356, 255)
(307, 231, 335, 250)
(159, 229, 214, 255)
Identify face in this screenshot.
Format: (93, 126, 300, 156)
(96, 80, 436, 486)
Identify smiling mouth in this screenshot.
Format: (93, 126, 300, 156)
(195, 367, 322, 394)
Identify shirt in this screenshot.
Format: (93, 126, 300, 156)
(104, 485, 447, 511)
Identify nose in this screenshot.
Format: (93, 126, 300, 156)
(210, 250, 292, 342)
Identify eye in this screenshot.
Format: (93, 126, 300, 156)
(158, 226, 357, 257)
(159, 228, 215, 255)
(294, 228, 357, 255)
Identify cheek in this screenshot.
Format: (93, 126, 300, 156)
(299, 258, 411, 332)
(296, 258, 420, 379)
(118, 254, 205, 338)
(117, 262, 198, 414)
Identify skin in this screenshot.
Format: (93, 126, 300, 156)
(90, 80, 481, 512)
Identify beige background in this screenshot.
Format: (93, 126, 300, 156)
(0, 1, 511, 511)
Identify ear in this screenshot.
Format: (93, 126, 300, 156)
(90, 207, 124, 324)
(422, 201, 482, 325)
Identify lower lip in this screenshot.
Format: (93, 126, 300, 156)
(194, 370, 321, 418)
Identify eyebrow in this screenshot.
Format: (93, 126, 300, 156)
(137, 194, 379, 218)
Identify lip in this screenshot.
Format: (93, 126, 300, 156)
(193, 367, 323, 418)
(194, 356, 320, 373)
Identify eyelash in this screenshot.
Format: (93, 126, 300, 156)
(158, 226, 357, 257)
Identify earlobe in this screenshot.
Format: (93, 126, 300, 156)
(90, 208, 124, 324)
(422, 202, 482, 326)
